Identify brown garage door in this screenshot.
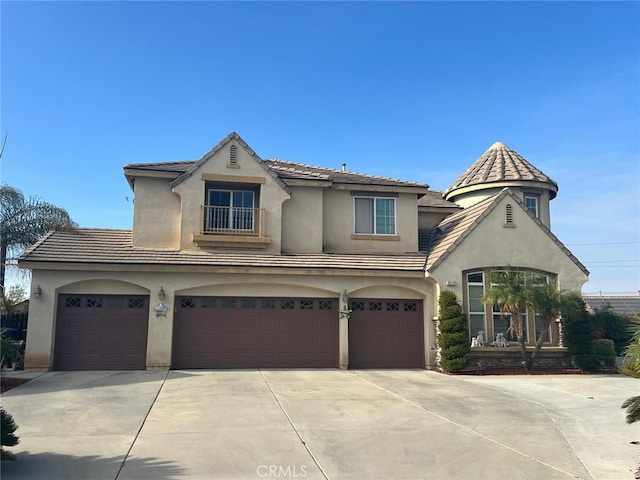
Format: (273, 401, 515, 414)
(348, 299, 423, 368)
(54, 294, 149, 370)
(172, 296, 338, 368)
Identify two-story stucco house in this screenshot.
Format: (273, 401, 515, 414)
(19, 132, 588, 371)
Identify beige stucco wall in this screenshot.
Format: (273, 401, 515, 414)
(281, 186, 324, 253)
(322, 190, 419, 253)
(24, 268, 438, 371)
(132, 177, 181, 248)
(418, 209, 453, 229)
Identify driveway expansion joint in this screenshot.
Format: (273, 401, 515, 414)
(114, 368, 170, 480)
(259, 369, 330, 480)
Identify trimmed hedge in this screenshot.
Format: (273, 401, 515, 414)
(438, 291, 470, 373)
(562, 309, 599, 371)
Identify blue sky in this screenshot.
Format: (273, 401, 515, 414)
(1, 1, 639, 295)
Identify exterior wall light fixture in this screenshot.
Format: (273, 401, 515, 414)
(159, 286, 166, 301)
(34, 285, 42, 299)
(339, 289, 352, 319)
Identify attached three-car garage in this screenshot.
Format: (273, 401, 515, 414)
(53, 294, 424, 370)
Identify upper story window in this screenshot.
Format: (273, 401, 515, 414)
(206, 188, 256, 232)
(354, 196, 396, 235)
(524, 194, 539, 218)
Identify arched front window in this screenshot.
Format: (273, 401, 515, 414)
(464, 268, 555, 346)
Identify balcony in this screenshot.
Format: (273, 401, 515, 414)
(193, 205, 271, 248)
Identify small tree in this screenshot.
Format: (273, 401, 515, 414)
(620, 321, 640, 424)
(483, 268, 536, 372)
(0, 328, 23, 371)
(0, 407, 19, 460)
(0, 285, 26, 318)
(437, 291, 470, 373)
(562, 299, 599, 372)
(530, 287, 583, 370)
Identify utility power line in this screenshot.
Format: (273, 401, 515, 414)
(566, 241, 640, 246)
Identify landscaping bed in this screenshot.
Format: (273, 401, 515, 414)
(1, 376, 31, 394)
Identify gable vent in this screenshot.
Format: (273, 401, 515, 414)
(229, 145, 238, 165)
(504, 203, 515, 227)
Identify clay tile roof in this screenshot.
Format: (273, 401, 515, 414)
(263, 160, 428, 189)
(19, 229, 427, 273)
(417, 190, 461, 209)
(445, 142, 558, 199)
(582, 296, 640, 316)
(124, 159, 428, 190)
(425, 194, 498, 270)
(123, 161, 193, 173)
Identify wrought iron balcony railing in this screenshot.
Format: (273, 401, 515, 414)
(202, 205, 265, 236)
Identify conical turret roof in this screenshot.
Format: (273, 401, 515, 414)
(444, 142, 558, 200)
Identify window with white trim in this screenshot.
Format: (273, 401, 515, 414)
(467, 272, 487, 341)
(524, 194, 539, 218)
(354, 197, 396, 235)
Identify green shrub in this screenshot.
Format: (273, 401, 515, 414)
(1, 408, 19, 460)
(571, 353, 599, 372)
(0, 329, 23, 369)
(440, 356, 469, 373)
(563, 311, 593, 355)
(440, 344, 470, 360)
(439, 332, 468, 350)
(439, 304, 462, 320)
(592, 308, 632, 355)
(592, 339, 616, 367)
(437, 291, 470, 373)
(439, 313, 466, 334)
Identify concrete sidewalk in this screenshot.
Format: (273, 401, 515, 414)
(1, 370, 637, 479)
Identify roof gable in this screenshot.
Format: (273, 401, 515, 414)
(169, 132, 289, 192)
(426, 188, 588, 275)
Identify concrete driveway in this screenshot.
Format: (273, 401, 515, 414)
(1, 370, 637, 480)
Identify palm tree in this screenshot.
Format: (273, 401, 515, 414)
(483, 268, 536, 372)
(0, 185, 76, 297)
(530, 285, 583, 370)
(620, 321, 640, 424)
